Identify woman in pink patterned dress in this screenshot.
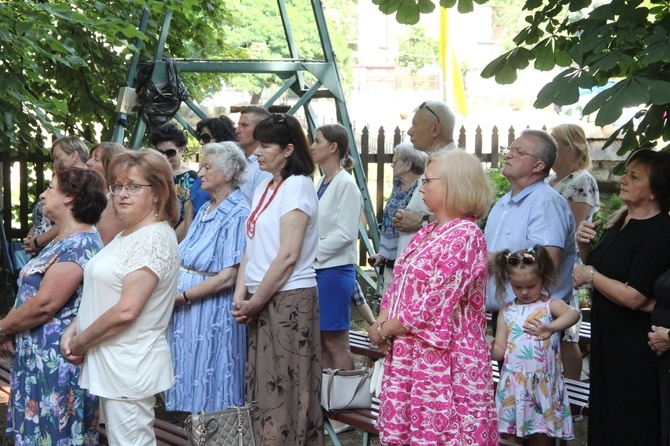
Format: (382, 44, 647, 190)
(368, 149, 499, 446)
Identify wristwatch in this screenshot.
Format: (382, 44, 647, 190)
(421, 214, 430, 227)
(0, 321, 4, 337)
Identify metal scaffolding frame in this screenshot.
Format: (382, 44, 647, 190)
(111, 0, 380, 280)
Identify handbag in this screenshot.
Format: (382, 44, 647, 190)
(184, 405, 256, 446)
(369, 358, 385, 398)
(321, 367, 372, 410)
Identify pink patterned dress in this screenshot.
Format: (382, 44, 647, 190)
(377, 218, 498, 446)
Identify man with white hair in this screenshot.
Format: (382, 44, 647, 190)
(392, 100, 457, 254)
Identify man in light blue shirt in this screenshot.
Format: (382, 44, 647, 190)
(484, 129, 576, 312)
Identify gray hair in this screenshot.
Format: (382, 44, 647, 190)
(520, 129, 558, 175)
(202, 141, 248, 189)
(394, 142, 427, 175)
(414, 100, 455, 141)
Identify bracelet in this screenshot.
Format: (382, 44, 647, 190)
(33, 237, 42, 249)
(182, 291, 191, 304)
(378, 321, 389, 341)
(589, 267, 596, 285)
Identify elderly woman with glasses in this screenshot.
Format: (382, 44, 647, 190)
(151, 123, 197, 240)
(368, 149, 498, 446)
(369, 142, 426, 293)
(164, 141, 250, 413)
(231, 113, 322, 445)
(61, 150, 180, 446)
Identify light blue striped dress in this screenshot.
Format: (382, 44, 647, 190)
(165, 189, 250, 412)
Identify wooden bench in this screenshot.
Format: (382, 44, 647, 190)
(324, 397, 380, 446)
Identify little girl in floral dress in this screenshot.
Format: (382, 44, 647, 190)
(490, 245, 580, 446)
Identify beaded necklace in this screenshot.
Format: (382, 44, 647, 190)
(246, 179, 285, 238)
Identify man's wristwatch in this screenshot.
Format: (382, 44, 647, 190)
(0, 321, 5, 337)
(421, 214, 430, 227)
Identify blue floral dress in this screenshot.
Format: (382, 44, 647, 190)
(495, 297, 574, 440)
(6, 232, 102, 446)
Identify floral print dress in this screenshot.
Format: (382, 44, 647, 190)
(377, 218, 498, 446)
(495, 297, 574, 440)
(6, 232, 102, 446)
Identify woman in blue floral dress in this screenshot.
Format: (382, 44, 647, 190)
(0, 168, 107, 445)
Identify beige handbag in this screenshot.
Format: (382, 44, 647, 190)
(321, 367, 372, 410)
(184, 405, 255, 446)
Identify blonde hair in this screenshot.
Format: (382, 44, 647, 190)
(427, 149, 493, 220)
(551, 124, 591, 170)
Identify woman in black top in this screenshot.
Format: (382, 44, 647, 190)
(573, 149, 670, 446)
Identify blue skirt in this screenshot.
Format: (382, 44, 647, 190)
(316, 264, 356, 331)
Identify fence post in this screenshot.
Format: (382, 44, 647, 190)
(376, 126, 386, 224)
(491, 126, 500, 169)
(458, 126, 466, 149)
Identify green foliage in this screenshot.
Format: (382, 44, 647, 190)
(480, 168, 510, 228)
(0, 0, 243, 154)
(398, 26, 439, 75)
(372, 0, 670, 158)
(591, 194, 624, 244)
(221, 0, 355, 100)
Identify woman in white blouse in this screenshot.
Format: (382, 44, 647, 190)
(61, 149, 180, 445)
(311, 123, 363, 372)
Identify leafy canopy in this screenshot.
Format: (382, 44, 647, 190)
(371, 0, 670, 158)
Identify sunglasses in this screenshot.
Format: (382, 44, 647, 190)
(271, 113, 295, 143)
(419, 101, 440, 123)
(198, 133, 213, 144)
(153, 147, 178, 158)
(507, 252, 536, 266)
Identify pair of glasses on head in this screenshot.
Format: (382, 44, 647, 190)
(419, 101, 440, 123)
(109, 183, 151, 195)
(507, 252, 536, 266)
(503, 146, 543, 162)
(270, 113, 295, 143)
(198, 133, 213, 144)
(153, 147, 178, 158)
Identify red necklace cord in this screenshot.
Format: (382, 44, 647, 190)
(246, 179, 285, 238)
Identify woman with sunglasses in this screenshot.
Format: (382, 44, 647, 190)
(151, 123, 197, 240)
(231, 113, 322, 445)
(61, 149, 180, 445)
(368, 149, 498, 445)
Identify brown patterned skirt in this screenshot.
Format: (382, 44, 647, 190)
(247, 287, 324, 445)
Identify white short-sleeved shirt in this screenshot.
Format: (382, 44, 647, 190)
(245, 175, 318, 293)
(77, 221, 179, 400)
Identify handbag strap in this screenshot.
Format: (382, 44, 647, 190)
(327, 369, 370, 408)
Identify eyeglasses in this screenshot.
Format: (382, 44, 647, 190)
(153, 147, 178, 158)
(109, 183, 152, 195)
(419, 102, 440, 123)
(507, 252, 536, 266)
(504, 146, 543, 162)
(198, 133, 213, 144)
(421, 177, 441, 185)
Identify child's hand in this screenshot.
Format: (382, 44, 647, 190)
(522, 317, 553, 341)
